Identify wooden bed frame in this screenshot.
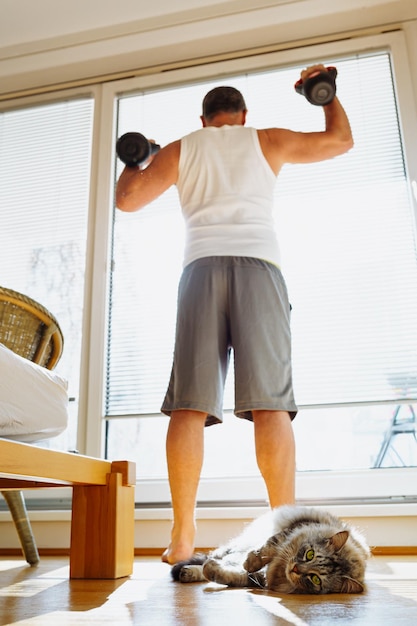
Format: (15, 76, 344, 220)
(0, 438, 136, 579)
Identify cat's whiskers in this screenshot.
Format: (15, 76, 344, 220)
(248, 573, 264, 588)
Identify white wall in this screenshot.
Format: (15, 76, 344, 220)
(1, 1, 417, 97)
(1, 504, 417, 552)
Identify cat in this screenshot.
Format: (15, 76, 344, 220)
(171, 505, 370, 594)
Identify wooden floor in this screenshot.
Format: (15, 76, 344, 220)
(0, 555, 416, 625)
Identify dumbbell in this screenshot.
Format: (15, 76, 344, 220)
(116, 132, 161, 167)
(294, 67, 337, 106)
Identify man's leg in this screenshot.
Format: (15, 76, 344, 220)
(252, 410, 296, 508)
(162, 409, 207, 564)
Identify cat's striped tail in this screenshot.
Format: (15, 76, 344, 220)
(171, 554, 208, 582)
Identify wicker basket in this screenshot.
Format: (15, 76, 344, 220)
(0, 286, 63, 368)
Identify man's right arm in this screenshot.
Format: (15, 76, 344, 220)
(116, 140, 181, 212)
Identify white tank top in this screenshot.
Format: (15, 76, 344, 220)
(177, 125, 280, 267)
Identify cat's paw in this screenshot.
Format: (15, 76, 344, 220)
(179, 564, 205, 583)
(202, 558, 249, 587)
(202, 558, 222, 583)
(244, 550, 264, 573)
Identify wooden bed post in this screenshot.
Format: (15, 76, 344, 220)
(69, 461, 136, 579)
(0, 440, 136, 579)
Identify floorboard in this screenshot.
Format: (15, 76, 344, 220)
(0, 555, 416, 625)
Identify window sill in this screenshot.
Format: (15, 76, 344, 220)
(137, 502, 417, 520)
(1, 502, 416, 550)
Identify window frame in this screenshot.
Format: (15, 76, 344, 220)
(0, 85, 101, 453)
(95, 29, 417, 505)
(2, 30, 416, 509)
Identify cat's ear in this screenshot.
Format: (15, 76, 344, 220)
(339, 576, 365, 594)
(328, 530, 349, 552)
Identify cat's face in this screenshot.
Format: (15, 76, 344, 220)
(266, 529, 365, 594)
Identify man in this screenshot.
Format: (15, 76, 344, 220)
(116, 64, 353, 565)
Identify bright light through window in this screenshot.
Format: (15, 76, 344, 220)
(0, 98, 94, 453)
(106, 51, 417, 498)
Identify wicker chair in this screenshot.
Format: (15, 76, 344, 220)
(0, 286, 64, 565)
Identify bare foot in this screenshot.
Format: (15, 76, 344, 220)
(161, 541, 195, 564)
(161, 524, 196, 564)
(161, 522, 197, 565)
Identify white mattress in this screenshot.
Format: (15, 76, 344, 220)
(0, 343, 69, 442)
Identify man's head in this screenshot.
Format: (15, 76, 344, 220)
(201, 86, 247, 126)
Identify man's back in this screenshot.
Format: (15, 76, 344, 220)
(177, 125, 280, 267)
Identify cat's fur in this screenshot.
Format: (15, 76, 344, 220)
(171, 505, 370, 594)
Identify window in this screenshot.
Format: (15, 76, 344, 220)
(105, 34, 417, 505)
(2, 32, 415, 510)
(0, 95, 94, 452)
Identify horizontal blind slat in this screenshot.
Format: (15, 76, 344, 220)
(106, 51, 417, 416)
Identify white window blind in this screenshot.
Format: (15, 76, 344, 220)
(106, 51, 417, 417)
(0, 97, 94, 450)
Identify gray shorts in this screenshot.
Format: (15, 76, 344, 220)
(161, 256, 297, 426)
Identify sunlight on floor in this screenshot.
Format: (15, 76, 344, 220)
(0, 561, 68, 598)
(249, 589, 310, 625)
(1, 556, 416, 626)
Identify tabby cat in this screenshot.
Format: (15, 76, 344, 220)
(171, 505, 370, 594)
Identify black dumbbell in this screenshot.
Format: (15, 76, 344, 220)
(116, 132, 161, 167)
(294, 67, 337, 106)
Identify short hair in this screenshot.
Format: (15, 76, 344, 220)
(202, 86, 247, 120)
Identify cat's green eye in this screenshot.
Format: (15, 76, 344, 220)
(305, 549, 315, 561)
(310, 574, 321, 587)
